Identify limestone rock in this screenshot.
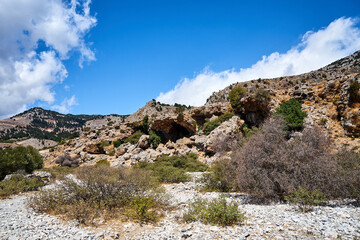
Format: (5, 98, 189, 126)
(137, 135, 150, 149)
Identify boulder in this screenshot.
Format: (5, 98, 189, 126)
(137, 135, 150, 149)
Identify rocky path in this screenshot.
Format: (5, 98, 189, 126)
(0, 173, 359, 239)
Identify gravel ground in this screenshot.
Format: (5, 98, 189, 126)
(0, 173, 359, 239)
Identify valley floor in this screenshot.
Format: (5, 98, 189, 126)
(0, 173, 359, 240)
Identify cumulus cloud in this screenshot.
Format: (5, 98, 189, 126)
(0, 0, 96, 118)
(52, 95, 78, 113)
(157, 17, 360, 106)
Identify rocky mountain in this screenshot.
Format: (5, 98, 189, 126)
(40, 50, 360, 167)
(0, 107, 128, 144)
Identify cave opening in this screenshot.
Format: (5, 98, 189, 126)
(163, 123, 193, 142)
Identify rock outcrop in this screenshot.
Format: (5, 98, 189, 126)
(40, 50, 360, 167)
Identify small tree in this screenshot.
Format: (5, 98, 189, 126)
(349, 81, 360, 103)
(228, 85, 247, 113)
(275, 98, 306, 131)
(142, 115, 149, 134)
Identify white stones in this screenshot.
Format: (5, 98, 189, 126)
(1, 173, 359, 239)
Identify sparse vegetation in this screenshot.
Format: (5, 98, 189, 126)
(285, 187, 327, 212)
(28, 165, 167, 225)
(183, 196, 244, 226)
(100, 140, 111, 148)
(124, 130, 145, 144)
(203, 113, 235, 135)
(135, 154, 207, 183)
(0, 174, 44, 199)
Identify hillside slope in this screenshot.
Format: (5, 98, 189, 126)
(0, 107, 128, 143)
(41, 50, 360, 167)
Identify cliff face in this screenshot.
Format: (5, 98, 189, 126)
(41, 51, 360, 167)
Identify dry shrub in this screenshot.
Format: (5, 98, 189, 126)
(336, 149, 360, 200)
(211, 132, 242, 153)
(54, 154, 80, 167)
(28, 165, 167, 225)
(226, 116, 348, 203)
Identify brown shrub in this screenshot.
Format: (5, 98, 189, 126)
(54, 154, 80, 167)
(226, 117, 347, 203)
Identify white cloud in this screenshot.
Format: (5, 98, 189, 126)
(0, 0, 96, 119)
(52, 95, 78, 113)
(157, 17, 360, 106)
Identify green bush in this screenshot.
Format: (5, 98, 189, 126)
(203, 113, 235, 135)
(142, 115, 149, 133)
(183, 196, 245, 226)
(95, 159, 110, 167)
(0, 146, 43, 180)
(149, 130, 162, 148)
(126, 196, 160, 223)
(285, 187, 327, 212)
(124, 131, 145, 144)
(229, 85, 247, 113)
(135, 154, 207, 183)
(113, 140, 122, 148)
(200, 160, 233, 192)
(0, 175, 44, 199)
(254, 88, 271, 105)
(99, 140, 111, 148)
(275, 98, 306, 131)
(349, 81, 360, 103)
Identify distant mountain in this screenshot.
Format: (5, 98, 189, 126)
(0, 107, 128, 142)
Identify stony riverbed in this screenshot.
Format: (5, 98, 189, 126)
(0, 173, 359, 240)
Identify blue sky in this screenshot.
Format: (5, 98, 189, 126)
(1, 0, 360, 118)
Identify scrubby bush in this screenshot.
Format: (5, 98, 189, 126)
(0, 146, 43, 180)
(201, 160, 233, 192)
(113, 140, 122, 148)
(229, 86, 247, 113)
(99, 140, 111, 148)
(203, 113, 235, 135)
(142, 115, 149, 133)
(95, 159, 110, 167)
(40, 166, 77, 181)
(275, 98, 307, 131)
(349, 81, 360, 103)
(285, 187, 327, 212)
(0, 174, 44, 199)
(183, 196, 244, 226)
(54, 154, 80, 167)
(124, 130, 144, 144)
(222, 117, 350, 203)
(149, 130, 163, 148)
(336, 149, 360, 200)
(254, 88, 271, 105)
(135, 154, 207, 183)
(28, 166, 166, 225)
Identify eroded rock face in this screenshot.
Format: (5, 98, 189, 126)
(83, 143, 105, 154)
(240, 96, 270, 126)
(190, 103, 232, 126)
(205, 116, 244, 154)
(151, 118, 195, 142)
